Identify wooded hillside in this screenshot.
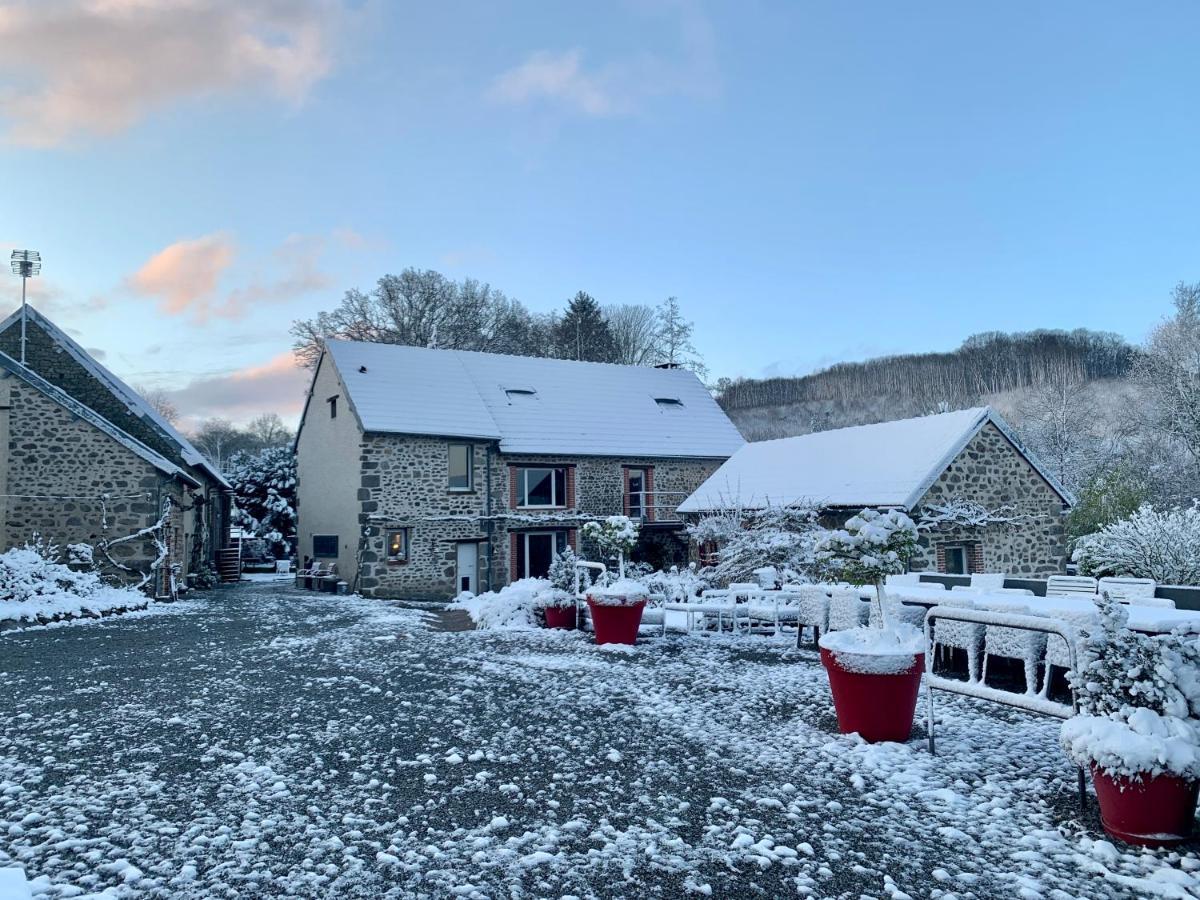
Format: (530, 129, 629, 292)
(718, 329, 1137, 440)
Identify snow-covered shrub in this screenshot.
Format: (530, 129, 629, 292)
(0, 542, 149, 623)
(688, 503, 822, 586)
(1060, 592, 1200, 780)
(227, 446, 297, 558)
(582, 516, 640, 578)
(547, 547, 590, 594)
(452, 578, 551, 630)
(815, 508, 919, 647)
(644, 564, 709, 603)
(1072, 503, 1200, 584)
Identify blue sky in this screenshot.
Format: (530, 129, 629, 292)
(2, 1, 1198, 426)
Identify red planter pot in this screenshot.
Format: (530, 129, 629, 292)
(1090, 766, 1199, 847)
(542, 605, 577, 630)
(820, 647, 924, 744)
(586, 598, 646, 645)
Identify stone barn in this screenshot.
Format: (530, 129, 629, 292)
(294, 341, 745, 599)
(677, 407, 1072, 577)
(0, 306, 230, 586)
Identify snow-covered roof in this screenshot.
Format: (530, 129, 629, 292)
(0, 306, 229, 489)
(321, 340, 746, 458)
(677, 406, 1071, 514)
(0, 351, 200, 487)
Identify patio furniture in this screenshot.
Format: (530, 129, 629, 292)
(826, 587, 870, 632)
(792, 585, 831, 648)
(982, 600, 1047, 695)
(885, 572, 926, 588)
(930, 595, 986, 682)
(1098, 577, 1170, 607)
(662, 589, 740, 635)
(969, 572, 1007, 591)
(1045, 575, 1099, 597)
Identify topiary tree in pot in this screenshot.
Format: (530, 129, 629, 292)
(1060, 592, 1200, 846)
(536, 548, 586, 629)
(813, 508, 924, 743)
(582, 516, 647, 644)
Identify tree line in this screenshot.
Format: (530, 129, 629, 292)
(715, 328, 1137, 412)
(289, 268, 707, 377)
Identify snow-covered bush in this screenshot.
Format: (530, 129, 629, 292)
(688, 503, 822, 586)
(0, 542, 149, 623)
(452, 578, 551, 630)
(815, 508, 919, 641)
(583, 516, 639, 578)
(1060, 592, 1200, 780)
(1072, 503, 1200, 584)
(227, 446, 297, 558)
(547, 547, 590, 595)
(644, 564, 709, 603)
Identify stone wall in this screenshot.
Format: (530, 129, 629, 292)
(0, 376, 187, 581)
(352, 434, 726, 599)
(910, 422, 1068, 577)
(0, 317, 228, 565)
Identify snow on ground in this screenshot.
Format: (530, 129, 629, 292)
(0, 582, 1197, 899)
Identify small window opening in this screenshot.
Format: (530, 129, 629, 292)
(328, 395, 338, 418)
(655, 397, 684, 409)
(503, 386, 538, 403)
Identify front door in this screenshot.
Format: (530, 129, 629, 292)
(456, 542, 479, 594)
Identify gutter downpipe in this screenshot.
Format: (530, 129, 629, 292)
(484, 441, 494, 592)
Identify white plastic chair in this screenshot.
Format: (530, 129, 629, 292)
(983, 601, 1046, 695)
(1098, 577, 1171, 607)
(793, 585, 830, 646)
(932, 595, 986, 682)
(1045, 575, 1098, 597)
(969, 572, 1006, 591)
(885, 573, 925, 588)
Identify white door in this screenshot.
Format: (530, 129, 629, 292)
(456, 542, 479, 595)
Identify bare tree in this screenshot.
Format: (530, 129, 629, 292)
(244, 413, 294, 451)
(135, 384, 180, 426)
(656, 297, 708, 378)
(1132, 282, 1200, 465)
(604, 303, 661, 366)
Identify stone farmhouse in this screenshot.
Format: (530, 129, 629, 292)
(0, 306, 230, 587)
(677, 407, 1072, 577)
(295, 341, 745, 599)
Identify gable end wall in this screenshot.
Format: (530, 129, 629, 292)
(909, 422, 1068, 577)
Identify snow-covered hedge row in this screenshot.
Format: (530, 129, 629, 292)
(452, 578, 555, 630)
(0, 544, 151, 624)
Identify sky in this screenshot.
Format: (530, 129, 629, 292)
(2, 0, 1199, 430)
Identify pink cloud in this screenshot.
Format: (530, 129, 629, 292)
(128, 232, 237, 320)
(0, 1, 344, 147)
(167, 352, 308, 429)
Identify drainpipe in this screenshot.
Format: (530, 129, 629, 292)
(484, 442, 494, 592)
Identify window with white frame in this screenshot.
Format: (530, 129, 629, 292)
(448, 443, 473, 490)
(518, 467, 567, 507)
(386, 529, 409, 563)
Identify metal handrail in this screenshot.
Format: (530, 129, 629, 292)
(922, 605, 1087, 809)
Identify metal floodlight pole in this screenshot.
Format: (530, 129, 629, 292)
(10, 250, 42, 366)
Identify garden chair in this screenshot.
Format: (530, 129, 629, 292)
(982, 600, 1046, 695)
(885, 573, 925, 588)
(792, 585, 830, 648)
(1041, 603, 1102, 696)
(931, 594, 986, 682)
(969, 572, 1006, 591)
(826, 587, 870, 632)
(1097, 577, 1171, 607)
(1045, 575, 1098, 597)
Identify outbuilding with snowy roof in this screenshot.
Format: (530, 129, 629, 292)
(679, 407, 1072, 577)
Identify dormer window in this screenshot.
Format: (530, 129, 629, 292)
(654, 397, 684, 409)
(504, 386, 538, 404)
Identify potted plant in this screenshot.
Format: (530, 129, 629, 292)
(1060, 593, 1200, 847)
(537, 549, 585, 630)
(582, 516, 645, 644)
(814, 508, 924, 743)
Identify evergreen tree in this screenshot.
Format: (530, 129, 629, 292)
(227, 446, 297, 558)
(554, 292, 618, 362)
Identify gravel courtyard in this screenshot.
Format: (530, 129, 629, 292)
(1, 582, 1197, 899)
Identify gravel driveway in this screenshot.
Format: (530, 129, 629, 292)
(0, 581, 1196, 899)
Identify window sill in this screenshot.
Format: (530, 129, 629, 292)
(448, 488, 477, 494)
(515, 506, 569, 512)
(387, 559, 409, 566)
